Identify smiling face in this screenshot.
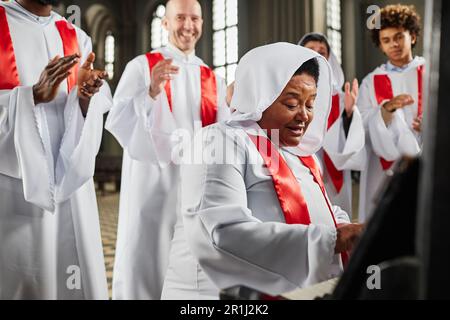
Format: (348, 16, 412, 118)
(379, 27, 415, 66)
(163, 0, 203, 54)
(258, 73, 317, 147)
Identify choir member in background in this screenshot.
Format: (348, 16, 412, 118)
(357, 4, 424, 222)
(299, 33, 366, 219)
(106, 0, 229, 300)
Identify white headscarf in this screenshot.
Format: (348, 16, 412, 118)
(298, 33, 345, 93)
(227, 42, 332, 156)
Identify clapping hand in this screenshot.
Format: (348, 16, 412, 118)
(344, 79, 359, 118)
(149, 59, 180, 99)
(33, 54, 80, 105)
(77, 52, 108, 116)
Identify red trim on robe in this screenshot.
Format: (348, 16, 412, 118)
(324, 94, 344, 193)
(0, 6, 20, 89)
(145, 52, 218, 127)
(249, 134, 311, 225)
(249, 134, 348, 266)
(417, 65, 424, 118)
(146, 52, 173, 112)
(373, 74, 395, 171)
(327, 94, 341, 129)
(373, 74, 394, 105)
(55, 20, 80, 93)
(199, 66, 218, 127)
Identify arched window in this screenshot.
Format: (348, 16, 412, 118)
(213, 0, 238, 85)
(105, 32, 115, 80)
(151, 4, 169, 50)
(327, 0, 342, 64)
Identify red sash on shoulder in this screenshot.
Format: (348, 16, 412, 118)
(373, 74, 395, 171)
(249, 134, 348, 266)
(0, 9, 80, 93)
(249, 134, 311, 225)
(0, 6, 20, 89)
(145, 52, 218, 127)
(374, 67, 424, 171)
(146, 52, 173, 111)
(323, 94, 344, 193)
(199, 66, 218, 127)
(417, 65, 424, 118)
(55, 20, 80, 93)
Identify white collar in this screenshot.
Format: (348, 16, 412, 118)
(384, 56, 424, 73)
(386, 60, 411, 72)
(166, 42, 197, 63)
(11, 0, 55, 25)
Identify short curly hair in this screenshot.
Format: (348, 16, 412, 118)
(370, 4, 421, 48)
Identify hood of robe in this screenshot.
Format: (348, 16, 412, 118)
(298, 32, 345, 93)
(227, 42, 332, 156)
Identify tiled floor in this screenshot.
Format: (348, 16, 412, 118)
(97, 192, 119, 299)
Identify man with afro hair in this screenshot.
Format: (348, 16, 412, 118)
(357, 4, 425, 222)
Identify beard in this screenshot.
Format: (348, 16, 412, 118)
(36, 0, 61, 6)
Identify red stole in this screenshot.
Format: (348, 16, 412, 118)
(417, 65, 424, 118)
(0, 8, 79, 92)
(249, 134, 349, 266)
(145, 52, 218, 127)
(373, 66, 424, 171)
(0, 6, 20, 89)
(323, 94, 344, 193)
(373, 74, 395, 170)
(55, 20, 80, 93)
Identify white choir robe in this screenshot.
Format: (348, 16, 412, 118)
(0, 2, 110, 300)
(319, 90, 366, 219)
(105, 43, 230, 300)
(161, 123, 351, 300)
(357, 57, 424, 222)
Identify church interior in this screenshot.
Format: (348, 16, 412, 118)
(61, 0, 450, 300)
(51, 0, 426, 158)
(2, 0, 449, 300)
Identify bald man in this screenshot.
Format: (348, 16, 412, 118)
(106, 0, 229, 300)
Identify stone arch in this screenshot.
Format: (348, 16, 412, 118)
(84, 4, 120, 156)
(85, 4, 118, 75)
(141, 1, 167, 53)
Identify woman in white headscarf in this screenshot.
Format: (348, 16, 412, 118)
(161, 43, 364, 300)
(299, 33, 366, 219)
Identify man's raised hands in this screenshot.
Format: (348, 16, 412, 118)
(33, 54, 80, 105)
(77, 52, 108, 116)
(149, 59, 180, 99)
